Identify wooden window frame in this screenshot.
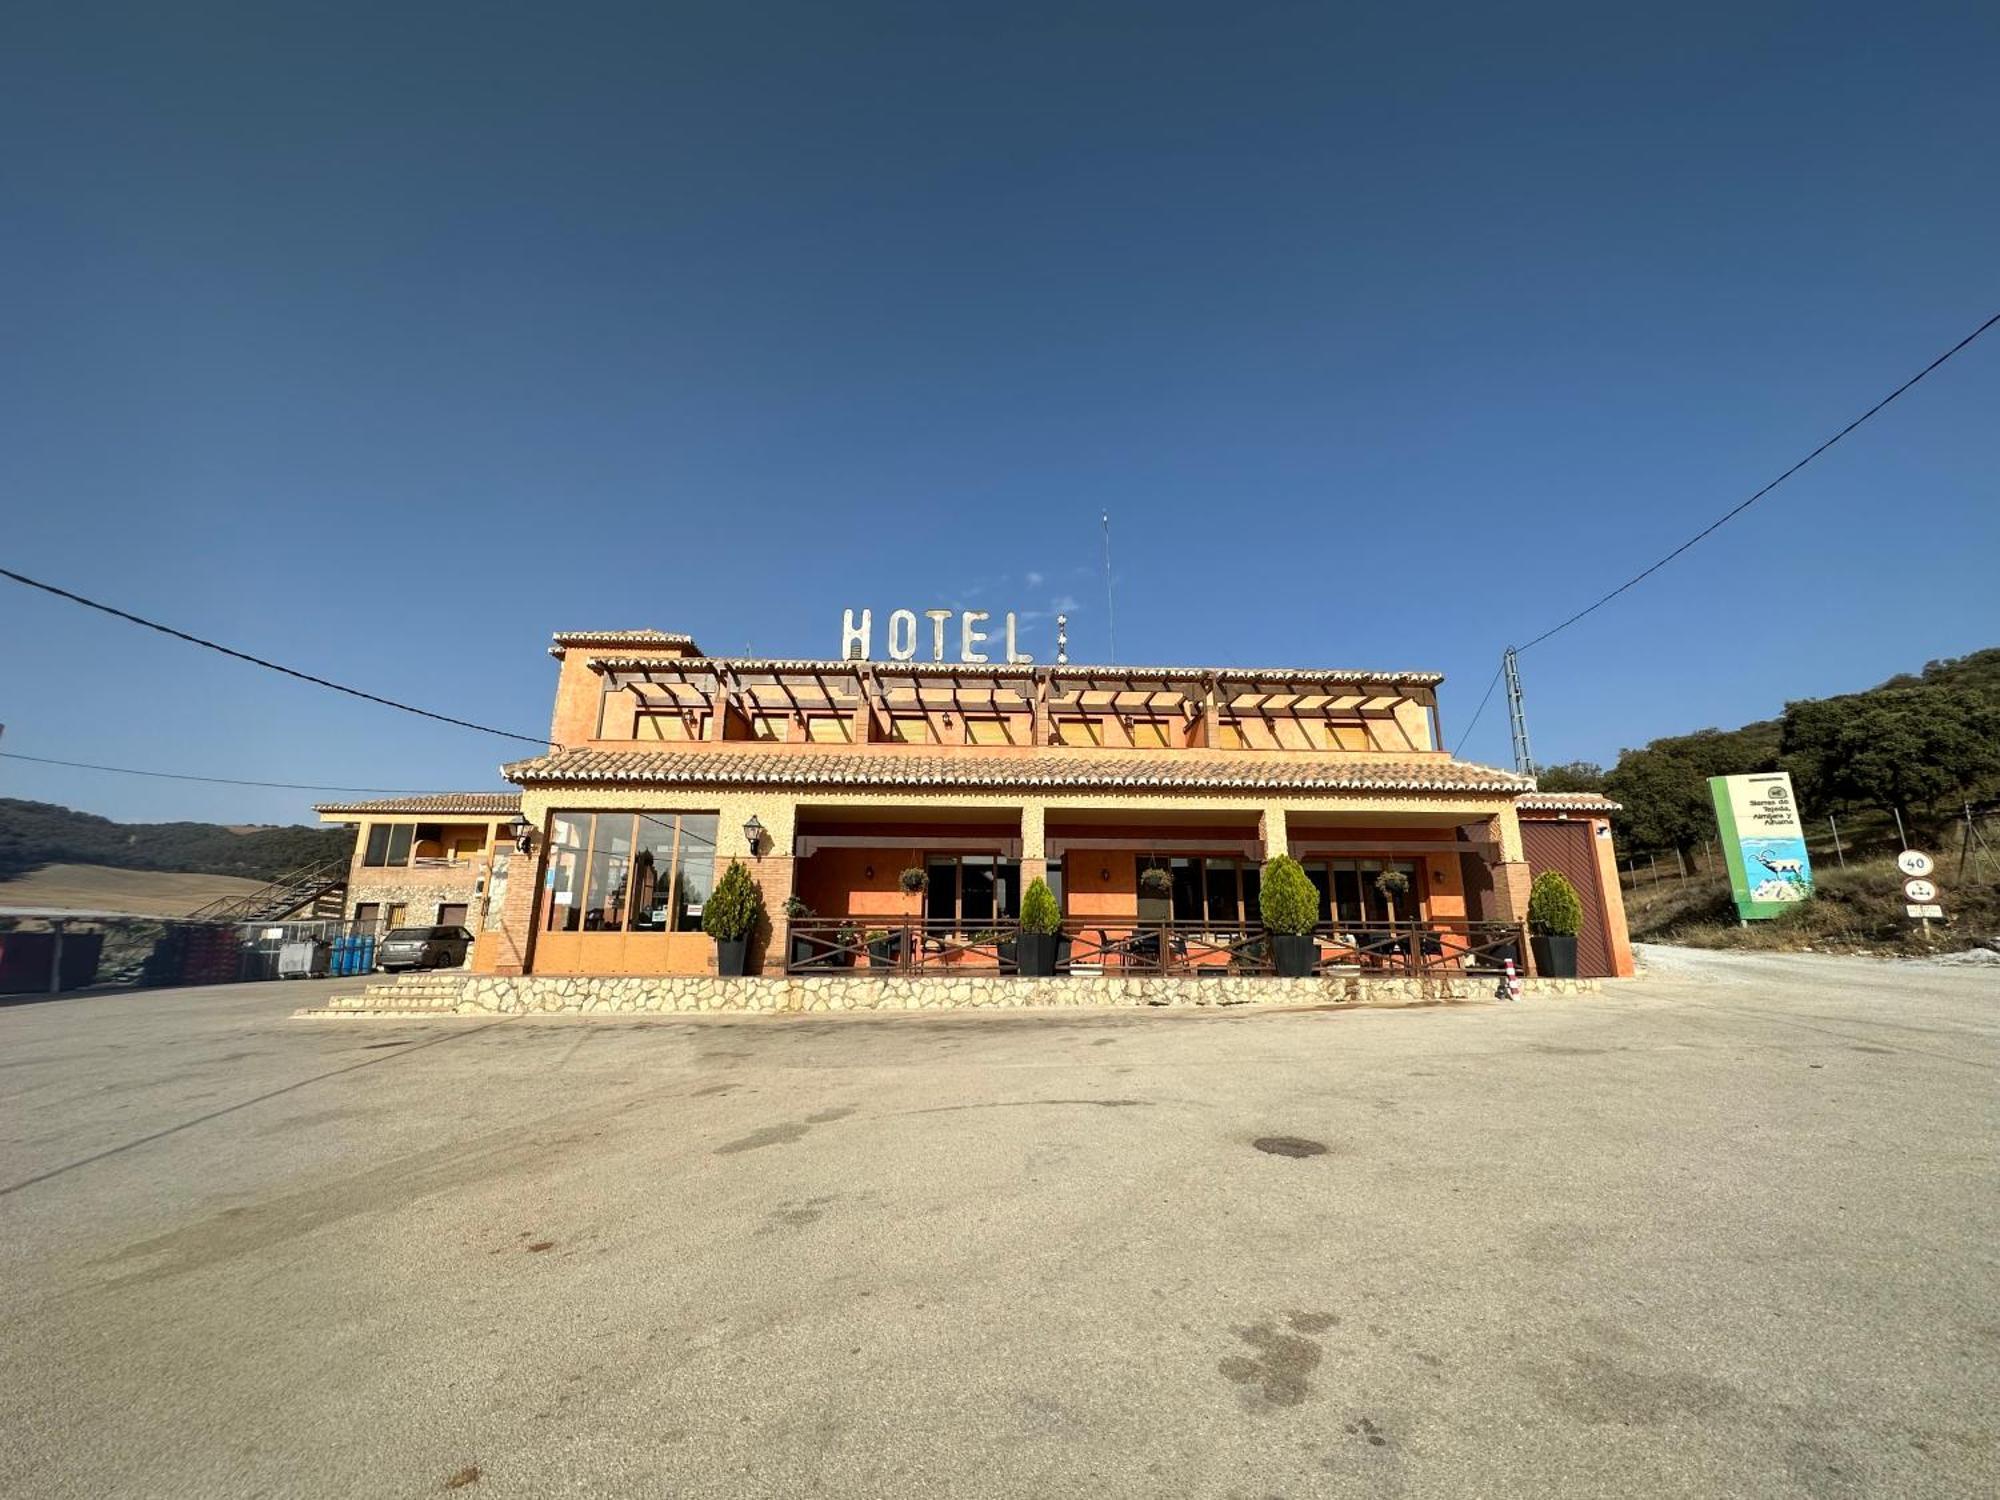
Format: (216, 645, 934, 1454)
(1140, 854, 1258, 927)
(923, 854, 1021, 929)
(542, 811, 719, 935)
(1299, 857, 1427, 925)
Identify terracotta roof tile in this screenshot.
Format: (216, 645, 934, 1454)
(1517, 791, 1623, 813)
(315, 792, 523, 816)
(500, 748, 1530, 795)
(549, 629, 701, 658)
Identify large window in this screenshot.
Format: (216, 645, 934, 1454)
(923, 855, 1021, 928)
(542, 812, 719, 934)
(362, 823, 414, 868)
(1139, 856, 1260, 927)
(1300, 859, 1422, 927)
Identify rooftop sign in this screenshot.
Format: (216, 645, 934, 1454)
(842, 608, 1033, 665)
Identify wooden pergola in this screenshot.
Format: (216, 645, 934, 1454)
(586, 658, 1441, 751)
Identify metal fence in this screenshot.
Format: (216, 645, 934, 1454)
(0, 915, 404, 995)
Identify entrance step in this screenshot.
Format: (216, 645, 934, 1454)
(315, 971, 472, 1012)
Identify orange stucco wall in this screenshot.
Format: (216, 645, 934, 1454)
(795, 847, 934, 922)
(793, 837, 1464, 925)
(1591, 816, 1637, 978)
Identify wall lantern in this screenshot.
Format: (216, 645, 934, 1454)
(509, 815, 536, 854)
(742, 813, 765, 859)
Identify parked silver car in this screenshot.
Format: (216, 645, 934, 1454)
(376, 925, 472, 972)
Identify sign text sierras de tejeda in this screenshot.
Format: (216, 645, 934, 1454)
(841, 608, 1032, 664)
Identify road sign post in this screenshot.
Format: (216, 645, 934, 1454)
(1897, 851, 1943, 937)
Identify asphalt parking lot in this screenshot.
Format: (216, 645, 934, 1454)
(2, 950, 1995, 1498)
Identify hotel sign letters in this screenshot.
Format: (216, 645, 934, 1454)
(841, 608, 1033, 665)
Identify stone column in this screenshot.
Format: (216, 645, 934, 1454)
(1258, 806, 1289, 861)
(1019, 802, 1047, 889)
(719, 796, 799, 975)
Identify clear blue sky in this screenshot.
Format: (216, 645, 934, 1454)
(4, 1, 1996, 825)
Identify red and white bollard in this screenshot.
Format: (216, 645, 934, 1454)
(1501, 957, 1522, 1001)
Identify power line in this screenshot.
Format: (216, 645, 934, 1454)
(1517, 309, 2000, 654)
(0, 750, 451, 796)
(1452, 661, 1505, 758)
(0, 565, 549, 746)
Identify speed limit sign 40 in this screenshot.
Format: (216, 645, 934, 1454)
(1897, 849, 1935, 878)
(1904, 877, 1938, 903)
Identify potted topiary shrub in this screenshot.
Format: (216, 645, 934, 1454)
(1528, 870, 1583, 978)
(702, 860, 766, 976)
(1137, 864, 1174, 922)
(1016, 876, 1062, 976)
(1259, 855, 1321, 977)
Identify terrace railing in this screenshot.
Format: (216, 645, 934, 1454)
(785, 918, 1020, 974)
(1312, 920, 1526, 977)
(783, 916, 1530, 978)
(1060, 920, 1274, 974)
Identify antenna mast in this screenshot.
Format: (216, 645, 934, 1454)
(1101, 511, 1116, 663)
(1503, 647, 1535, 777)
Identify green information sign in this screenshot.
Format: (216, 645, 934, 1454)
(1708, 772, 1814, 921)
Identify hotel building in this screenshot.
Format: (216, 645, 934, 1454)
(321, 629, 1632, 982)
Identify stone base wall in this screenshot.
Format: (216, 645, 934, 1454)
(345, 869, 486, 925)
(312, 971, 1601, 1017)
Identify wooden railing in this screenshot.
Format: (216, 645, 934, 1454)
(1060, 921, 1274, 974)
(786, 918, 1021, 973)
(1312, 920, 1525, 976)
(783, 917, 1527, 977)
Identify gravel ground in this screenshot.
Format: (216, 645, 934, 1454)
(2, 957, 1995, 1498)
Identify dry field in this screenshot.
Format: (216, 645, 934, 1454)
(0, 863, 266, 918)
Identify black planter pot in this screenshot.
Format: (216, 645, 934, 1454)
(716, 937, 749, 977)
(788, 934, 816, 971)
(1530, 934, 1578, 979)
(1016, 931, 1059, 977)
(1271, 933, 1317, 978)
(867, 934, 902, 968)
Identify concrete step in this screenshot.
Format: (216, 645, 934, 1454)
(314, 971, 473, 1014)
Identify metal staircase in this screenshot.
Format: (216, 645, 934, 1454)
(185, 857, 350, 924)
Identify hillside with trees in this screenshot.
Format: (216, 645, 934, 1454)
(1536, 648, 2000, 857)
(0, 799, 354, 883)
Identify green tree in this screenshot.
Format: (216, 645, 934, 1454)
(1602, 725, 1776, 856)
(0, 798, 354, 882)
(1781, 685, 2000, 826)
(1535, 761, 1605, 794)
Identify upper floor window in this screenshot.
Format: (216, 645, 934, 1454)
(363, 824, 414, 867)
